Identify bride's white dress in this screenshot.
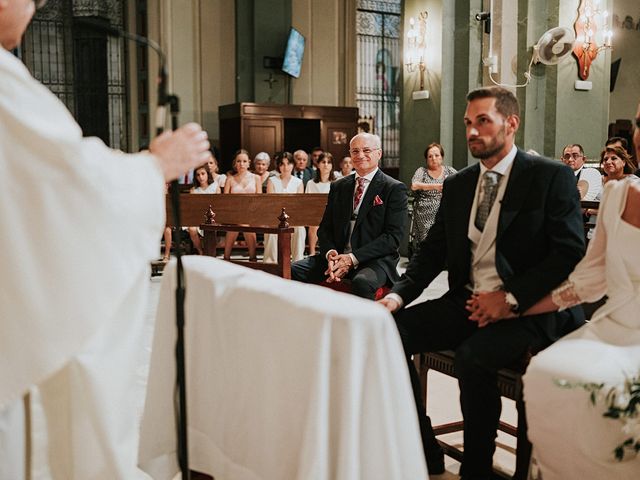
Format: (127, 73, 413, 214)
(523, 179, 640, 479)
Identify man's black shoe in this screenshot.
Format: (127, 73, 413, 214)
(426, 452, 445, 475)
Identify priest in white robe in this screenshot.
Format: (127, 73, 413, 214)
(0, 1, 210, 478)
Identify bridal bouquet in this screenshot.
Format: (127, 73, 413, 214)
(555, 376, 640, 460)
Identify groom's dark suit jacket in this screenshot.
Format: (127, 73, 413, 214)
(318, 168, 408, 283)
(393, 149, 586, 339)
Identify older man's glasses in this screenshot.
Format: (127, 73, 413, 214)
(349, 148, 379, 156)
(562, 152, 583, 160)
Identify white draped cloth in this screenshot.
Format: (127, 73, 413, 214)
(523, 179, 640, 479)
(139, 257, 427, 480)
(0, 46, 164, 479)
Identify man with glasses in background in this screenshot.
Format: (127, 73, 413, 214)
(291, 133, 408, 299)
(561, 143, 602, 200)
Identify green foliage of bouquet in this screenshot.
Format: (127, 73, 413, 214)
(555, 376, 640, 461)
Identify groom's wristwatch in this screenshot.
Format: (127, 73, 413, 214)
(504, 291, 519, 313)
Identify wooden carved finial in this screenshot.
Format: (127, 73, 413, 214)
(278, 207, 290, 228)
(205, 205, 216, 225)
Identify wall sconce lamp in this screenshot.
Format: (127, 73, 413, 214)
(405, 11, 429, 97)
(573, 0, 613, 80)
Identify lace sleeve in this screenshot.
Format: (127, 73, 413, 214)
(551, 280, 582, 311)
(551, 182, 618, 308)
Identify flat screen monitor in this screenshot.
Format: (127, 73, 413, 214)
(282, 28, 305, 78)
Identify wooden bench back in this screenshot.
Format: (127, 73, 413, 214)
(165, 193, 328, 227)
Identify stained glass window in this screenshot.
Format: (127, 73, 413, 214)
(356, 0, 401, 169)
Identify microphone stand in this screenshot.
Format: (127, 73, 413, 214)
(76, 18, 190, 480)
(159, 87, 191, 480)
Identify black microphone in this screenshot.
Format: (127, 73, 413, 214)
(75, 17, 168, 131)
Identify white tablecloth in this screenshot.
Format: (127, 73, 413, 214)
(139, 256, 427, 480)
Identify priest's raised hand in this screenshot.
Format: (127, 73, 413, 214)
(150, 122, 211, 181)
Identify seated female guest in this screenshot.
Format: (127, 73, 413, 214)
(410, 143, 456, 247)
(253, 151, 273, 193)
(187, 163, 220, 254)
(224, 149, 262, 260)
(472, 179, 640, 479)
(305, 152, 335, 255)
(263, 152, 305, 263)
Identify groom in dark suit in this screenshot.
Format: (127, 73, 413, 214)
(380, 86, 586, 479)
(291, 133, 407, 299)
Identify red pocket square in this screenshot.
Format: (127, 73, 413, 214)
(373, 195, 384, 206)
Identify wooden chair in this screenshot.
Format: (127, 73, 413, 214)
(414, 350, 532, 480)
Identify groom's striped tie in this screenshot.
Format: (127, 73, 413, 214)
(474, 171, 501, 231)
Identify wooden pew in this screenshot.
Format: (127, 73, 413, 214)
(164, 193, 328, 278)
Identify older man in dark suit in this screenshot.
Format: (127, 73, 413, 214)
(291, 133, 407, 299)
(293, 149, 314, 187)
(380, 86, 586, 479)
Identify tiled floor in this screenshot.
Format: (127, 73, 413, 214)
(149, 258, 519, 479)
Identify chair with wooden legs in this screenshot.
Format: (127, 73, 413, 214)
(413, 350, 533, 480)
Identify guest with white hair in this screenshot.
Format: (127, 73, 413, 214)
(253, 151, 274, 193)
